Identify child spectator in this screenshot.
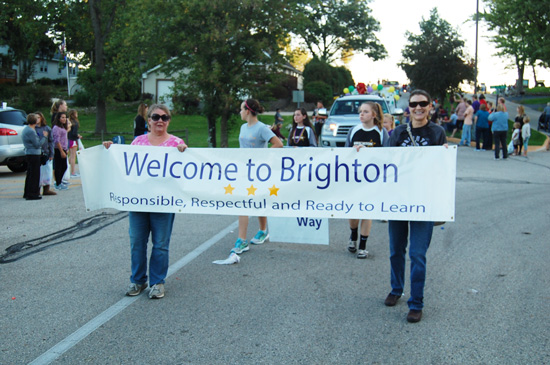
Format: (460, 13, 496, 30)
(521, 116, 531, 157)
(383, 113, 395, 136)
(67, 109, 82, 177)
(511, 122, 521, 155)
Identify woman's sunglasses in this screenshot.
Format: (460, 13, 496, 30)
(409, 101, 430, 108)
(150, 114, 171, 122)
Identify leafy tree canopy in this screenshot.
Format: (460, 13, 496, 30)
(292, 0, 387, 64)
(480, 0, 550, 89)
(399, 8, 474, 102)
(0, 0, 60, 83)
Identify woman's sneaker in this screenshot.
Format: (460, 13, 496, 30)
(250, 230, 269, 244)
(357, 249, 369, 259)
(149, 284, 165, 299)
(55, 183, 68, 190)
(348, 240, 357, 253)
(126, 282, 147, 296)
(230, 238, 249, 254)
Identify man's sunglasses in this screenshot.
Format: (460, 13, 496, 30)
(409, 101, 430, 108)
(150, 114, 171, 122)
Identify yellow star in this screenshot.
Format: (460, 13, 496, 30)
(268, 184, 279, 196)
(224, 184, 235, 195)
(247, 184, 257, 196)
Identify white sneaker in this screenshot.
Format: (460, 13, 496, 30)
(357, 249, 369, 259)
(348, 240, 357, 253)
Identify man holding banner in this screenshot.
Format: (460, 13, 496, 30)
(384, 90, 448, 323)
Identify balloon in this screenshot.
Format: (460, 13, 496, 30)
(377, 84, 383, 91)
(356, 83, 366, 94)
(349, 85, 355, 92)
(345, 93, 350, 96)
(371, 84, 377, 89)
(343, 88, 349, 94)
(352, 89, 358, 95)
(389, 87, 395, 93)
(394, 94, 400, 101)
(367, 86, 373, 93)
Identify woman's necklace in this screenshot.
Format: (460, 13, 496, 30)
(292, 126, 305, 144)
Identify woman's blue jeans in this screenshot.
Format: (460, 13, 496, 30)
(388, 220, 434, 310)
(459, 124, 472, 145)
(129, 212, 175, 286)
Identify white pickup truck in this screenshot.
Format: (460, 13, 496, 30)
(318, 94, 403, 147)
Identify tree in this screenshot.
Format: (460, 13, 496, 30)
(57, 0, 129, 134)
(399, 8, 474, 103)
(302, 57, 353, 102)
(291, 0, 386, 64)
(481, 0, 550, 91)
(152, 0, 296, 147)
(0, 0, 58, 84)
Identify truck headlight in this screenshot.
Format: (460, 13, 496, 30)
(323, 122, 338, 136)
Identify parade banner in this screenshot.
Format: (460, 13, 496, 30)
(78, 145, 456, 221)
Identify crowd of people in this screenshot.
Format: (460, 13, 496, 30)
(20, 89, 541, 324)
(424, 94, 536, 158)
(22, 99, 82, 200)
(103, 92, 446, 324)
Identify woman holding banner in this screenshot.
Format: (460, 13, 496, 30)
(384, 89, 447, 323)
(103, 104, 187, 299)
(230, 99, 283, 255)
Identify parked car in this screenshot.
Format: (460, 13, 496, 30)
(318, 95, 402, 147)
(0, 106, 28, 172)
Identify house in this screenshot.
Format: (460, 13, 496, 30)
(0, 45, 80, 92)
(141, 62, 186, 110)
(141, 61, 303, 110)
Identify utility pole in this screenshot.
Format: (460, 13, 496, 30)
(474, 0, 479, 95)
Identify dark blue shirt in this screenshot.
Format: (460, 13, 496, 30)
(475, 110, 490, 129)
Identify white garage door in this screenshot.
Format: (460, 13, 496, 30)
(157, 80, 174, 110)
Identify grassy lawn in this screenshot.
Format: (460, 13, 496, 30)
(521, 97, 550, 105)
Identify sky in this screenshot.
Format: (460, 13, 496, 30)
(347, 0, 550, 91)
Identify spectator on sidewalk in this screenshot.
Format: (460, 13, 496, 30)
(459, 100, 474, 146)
(474, 104, 491, 151)
(522, 115, 531, 157)
(451, 97, 467, 139)
(489, 104, 509, 160)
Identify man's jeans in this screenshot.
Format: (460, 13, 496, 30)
(129, 212, 175, 286)
(388, 220, 434, 310)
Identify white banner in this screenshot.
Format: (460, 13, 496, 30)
(78, 145, 456, 221)
(267, 217, 330, 245)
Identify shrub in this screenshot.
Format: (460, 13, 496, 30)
(0, 83, 18, 101)
(73, 89, 96, 107)
(13, 84, 53, 111)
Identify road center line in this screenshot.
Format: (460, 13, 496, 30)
(29, 220, 239, 365)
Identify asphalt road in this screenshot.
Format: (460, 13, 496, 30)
(1, 137, 550, 364)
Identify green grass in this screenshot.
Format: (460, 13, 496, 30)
(526, 86, 550, 95)
(520, 97, 550, 105)
(60, 104, 293, 148)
